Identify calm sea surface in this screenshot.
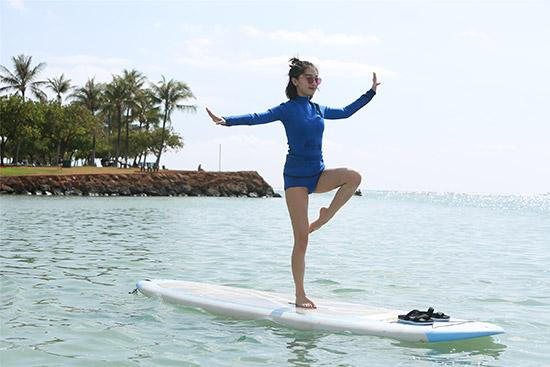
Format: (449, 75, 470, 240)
(1, 191, 549, 366)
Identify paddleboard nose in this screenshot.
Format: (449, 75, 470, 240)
(136, 279, 152, 290)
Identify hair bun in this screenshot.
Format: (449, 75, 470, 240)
(289, 57, 303, 67)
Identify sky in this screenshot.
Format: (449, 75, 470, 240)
(1, 0, 549, 194)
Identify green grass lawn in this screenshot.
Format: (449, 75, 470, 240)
(0, 166, 63, 176)
(0, 166, 143, 176)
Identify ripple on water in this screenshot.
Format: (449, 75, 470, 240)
(331, 288, 366, 294)
(312, 278, 341, 286)
(1, 194, 549, 366)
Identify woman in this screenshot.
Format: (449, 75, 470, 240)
(206, 58, 380, 308)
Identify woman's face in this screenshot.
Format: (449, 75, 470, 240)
(292, 66, 321, 97)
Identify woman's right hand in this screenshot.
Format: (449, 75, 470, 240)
(371, 72, 381, 93)
(206, 107, 226, 125)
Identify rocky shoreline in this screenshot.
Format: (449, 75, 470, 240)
(0, 171, 281, 198)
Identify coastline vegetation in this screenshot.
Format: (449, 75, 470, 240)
(0, 54, 196, 168)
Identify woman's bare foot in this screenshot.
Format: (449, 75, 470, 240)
(309, 207, 331, 233)
(295, 294, 316, 309)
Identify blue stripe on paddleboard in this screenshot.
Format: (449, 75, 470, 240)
(426, 330, 502, 342)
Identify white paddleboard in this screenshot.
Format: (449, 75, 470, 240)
(136, 279, 504, 343)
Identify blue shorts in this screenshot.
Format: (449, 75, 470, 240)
(284, 170, 323, 194)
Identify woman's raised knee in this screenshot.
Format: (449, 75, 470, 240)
(347, 169, 362, 187)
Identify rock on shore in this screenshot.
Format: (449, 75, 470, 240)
(0, 171, 281, 198)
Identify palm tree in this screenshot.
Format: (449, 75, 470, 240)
(131, 88, 161, 166)
(0, 54, 47, 101)
(47, 74, 72, 104)
(45, 74, 72, 164)
(151, 76, 196, 167)
(103, 76, 129, 166)
(70, 77, 103, 165)
(121, 69, 146, 166)
(0, 54, 47, 164)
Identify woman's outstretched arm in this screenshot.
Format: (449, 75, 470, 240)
(324, 72, 380, 120)
(206, 104, 285, 126)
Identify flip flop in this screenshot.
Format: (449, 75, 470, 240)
(398, 307, 450, 324)
(397, 313, 433, 325)
(412, 307, 450, 322)
(398, 307, 434, 325)
(432, 311, 450, 322)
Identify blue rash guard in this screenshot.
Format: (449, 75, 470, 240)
(223, 89, 376, 192)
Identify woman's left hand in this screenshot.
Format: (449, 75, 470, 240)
(371, 72, 381, 92)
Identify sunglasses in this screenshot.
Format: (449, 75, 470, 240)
(302, 74, 322, 85)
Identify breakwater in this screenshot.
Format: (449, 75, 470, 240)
(0, 171, 280, 197)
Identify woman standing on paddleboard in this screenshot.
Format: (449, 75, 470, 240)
(206, 58, 380, 308)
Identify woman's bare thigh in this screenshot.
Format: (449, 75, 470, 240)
(284, 187, 309, 241)
(313, 168, 351, 194)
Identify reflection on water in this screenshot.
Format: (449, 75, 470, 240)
(286, 334, 320, 367)
(271, 328, 326, 367)
(393, 337, 507, 366)
(269, 324, 507, 367)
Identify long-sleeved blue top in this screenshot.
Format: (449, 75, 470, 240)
(223, 89, 376, 177)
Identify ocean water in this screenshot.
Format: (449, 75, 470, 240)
(1, 191, 549, 366)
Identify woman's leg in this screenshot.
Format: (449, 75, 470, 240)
(285, 186, 316, 308)
(309, 168, 361, 233)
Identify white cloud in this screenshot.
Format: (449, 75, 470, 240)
(322, 32, 380, 46)
(460, 29, 490, 41)
(42, 54, 132, 87)
(241, 26, 380, 45)
(269, 30, 312, 43)
(241, 55, 290, 72)
(272, 29, 380, 45)
(241, 25, 264, 38)
(175, 55, 228, 68)
(476, 144, 518, 156)
(174, 37, 228, 68)
(171, 27, 390, 77)
(6, 0, 24, 10)
(319, 59, 398, 78)
(241, 55, 398, 78)
(184, 38, 213, 49)
(44, 65, 115, 86)
(48, 54, 129, 67)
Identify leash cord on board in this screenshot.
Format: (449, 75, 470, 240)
(129, 279, 151, 294)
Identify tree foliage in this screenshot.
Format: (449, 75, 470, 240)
(1, 55, 195, 167)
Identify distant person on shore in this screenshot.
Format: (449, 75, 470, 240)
(206, 58, 380, 309)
